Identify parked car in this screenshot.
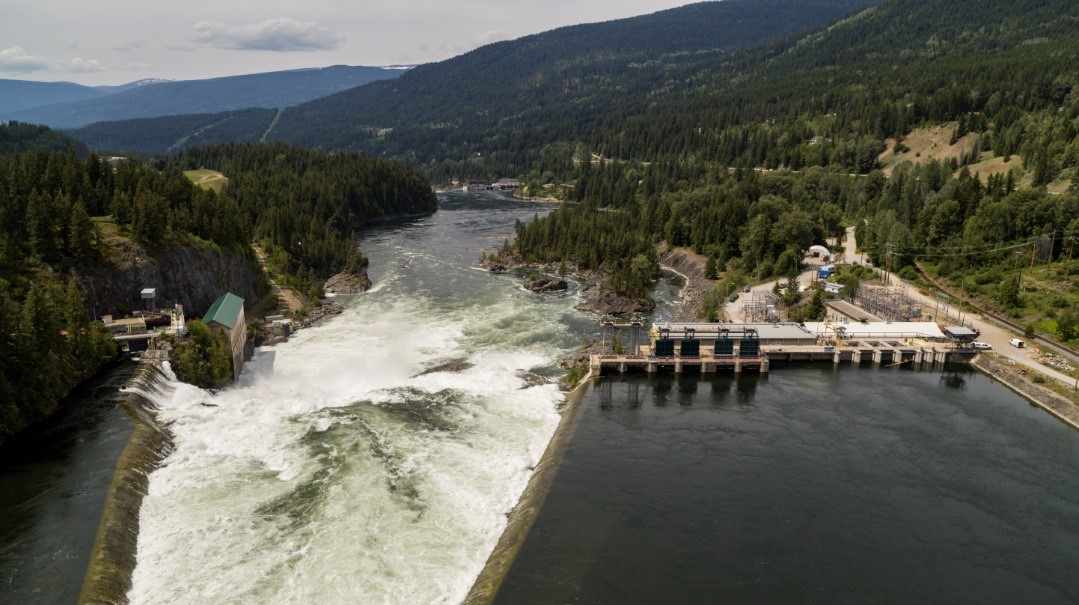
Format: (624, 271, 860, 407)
(743, 285, 751, 293)
(972, 342, 992, 350)
(1009, 339, 1025, 348)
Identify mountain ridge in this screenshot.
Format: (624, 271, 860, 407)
(3, 65, 403, 128)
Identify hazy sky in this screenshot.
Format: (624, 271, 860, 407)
(1, 1, 695, 86)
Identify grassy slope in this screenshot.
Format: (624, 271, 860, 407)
(184, 169, 229, 193)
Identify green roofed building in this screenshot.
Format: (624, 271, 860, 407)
(204, 292, 246, 381)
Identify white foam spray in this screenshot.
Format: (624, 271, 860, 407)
(129, 263, 576, 604)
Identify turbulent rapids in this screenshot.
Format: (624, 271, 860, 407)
(126, 193, 591, 604)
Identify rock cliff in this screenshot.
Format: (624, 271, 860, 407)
(78, 240, 269, 316)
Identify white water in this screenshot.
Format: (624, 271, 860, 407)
(129, 195, 586, 604)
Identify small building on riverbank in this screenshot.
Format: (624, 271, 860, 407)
(204, 292, 246, 381)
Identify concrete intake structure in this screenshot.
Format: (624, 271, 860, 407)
(590, 321, 975, 377)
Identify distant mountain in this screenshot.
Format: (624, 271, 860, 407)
(72, 109, 277, 155)
(68, 0, 876, 157)
(5, 65, 404, 128)
(0, 79, 111, 115)
(93, 78, 177, 94)
(268, 0, 878, 149)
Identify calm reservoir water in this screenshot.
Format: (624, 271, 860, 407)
(0, 361, 137, 604)
(498, 367, 1079, 604)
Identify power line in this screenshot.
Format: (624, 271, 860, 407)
(884, 236, 1042, 258)
(879, 230, 1079, 259)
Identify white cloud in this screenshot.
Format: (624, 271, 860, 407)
(0, 47, 103, 75)
(192, 18, 345, 52)
(69, 57, 104, 73)
(0, 47, 54, 74)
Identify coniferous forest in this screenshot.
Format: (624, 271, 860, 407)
(0, 126, 435, 442)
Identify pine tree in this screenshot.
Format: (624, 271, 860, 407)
(67, 198, 96, 261)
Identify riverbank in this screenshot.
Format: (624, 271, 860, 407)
(79, 361, 174, 605)
(973, 354, 1079, 431)
(658, 244, 714, 321)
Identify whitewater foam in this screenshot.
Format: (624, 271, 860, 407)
(128, 273, 571, 604)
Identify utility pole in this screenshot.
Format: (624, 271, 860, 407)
(882, 245, 890, 286)
(1066, 233, 1074, 279)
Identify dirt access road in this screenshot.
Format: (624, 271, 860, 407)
(252, 246, 303, 314)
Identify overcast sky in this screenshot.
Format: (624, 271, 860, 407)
(1, 1, 695, 86)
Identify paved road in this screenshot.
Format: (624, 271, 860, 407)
(840, 226, 1077, 389)
(899, 279, 1076, 387)
(719, 225, 1077, 389)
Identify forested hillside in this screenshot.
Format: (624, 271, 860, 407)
(269, 0, 875, 157)
(0, 125, 436, 442)
(504, 0, 1079, 340)
(71, 109, 277, 156)
(0, 79, 109, 115)
(68, 0, 878, 162)
(173, 143, 437, 295)
(0, 121, 88, 156)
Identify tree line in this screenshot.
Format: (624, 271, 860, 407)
(173, 143, 437, 294)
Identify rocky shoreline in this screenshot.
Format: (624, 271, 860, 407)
(973, 354, 1079, 431)
(658, 244, 715, 322)
(480, 255, 654, 316)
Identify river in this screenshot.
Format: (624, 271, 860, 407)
(126, 191, 592, 604)
(3, 192, 1079, 604)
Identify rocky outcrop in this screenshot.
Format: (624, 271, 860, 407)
(416, 361, 476, 377)
(324, 270, 372, 295)
(516, 371, 551, 389)
(574, 290, 655, 315)
(524, 277, 568, 293)
(78, 241, 268, 317)
(294, 300, 344, 329)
